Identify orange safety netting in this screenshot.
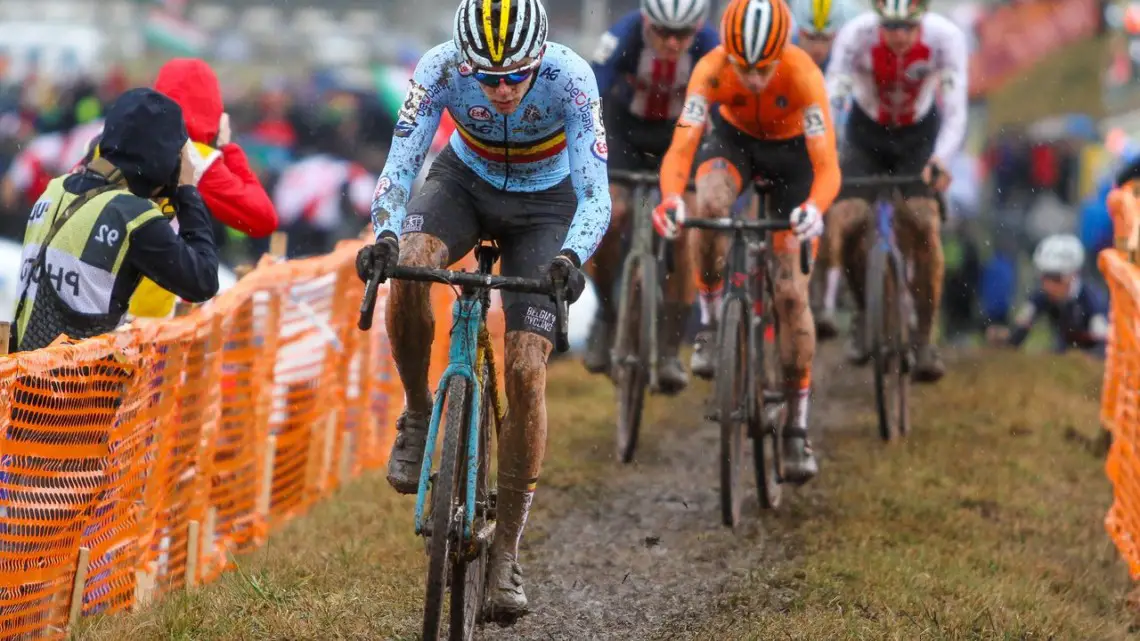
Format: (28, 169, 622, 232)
(1103, 183, 1140, 580)
(0, 240, 504, 639)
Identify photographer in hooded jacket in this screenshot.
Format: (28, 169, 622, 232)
(11, 87, 219, 352)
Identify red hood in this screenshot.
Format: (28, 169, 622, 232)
(154, 58, 222, 144)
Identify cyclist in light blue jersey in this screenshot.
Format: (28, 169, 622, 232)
(355, 0, 610, 616)
(790, 0, 864, 338)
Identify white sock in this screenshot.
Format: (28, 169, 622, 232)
(790, 387, 810, 429)
(823, 268, 842, 313)
(698, 287, 723, 327)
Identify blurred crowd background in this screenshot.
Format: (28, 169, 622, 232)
(0, 0, 1136, 341)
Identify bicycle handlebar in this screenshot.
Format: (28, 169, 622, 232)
(607, 169, 659, 185)
(682, 218, 812, 275)
(841, 175, 927, 189)
(357, 265, 571, 353)
(609, 169, 696, 192)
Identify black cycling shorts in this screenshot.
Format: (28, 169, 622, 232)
(402, 146, 575, 342)
(695, 111, 814, 219)
(840, 105, 940, 201)
(603, 106, 674, 176)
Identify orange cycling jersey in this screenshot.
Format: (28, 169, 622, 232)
(659, 44, 841, 212)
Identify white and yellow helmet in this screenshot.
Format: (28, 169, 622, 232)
(790, 0, 864, 35)
(453, 0, 549, 69)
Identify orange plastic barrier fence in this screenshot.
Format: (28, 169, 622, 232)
(0, 240, 503, 639)
(1102, 184, 1140, 580)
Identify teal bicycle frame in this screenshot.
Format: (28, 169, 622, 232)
(414, 296, 485, 539)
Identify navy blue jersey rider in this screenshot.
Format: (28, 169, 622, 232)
(582, 0, 718, 394)
(989, 234, 1108, 356)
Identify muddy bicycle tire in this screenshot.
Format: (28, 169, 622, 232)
(423, 376, 470, 641)
(448, 361, 494, 640)
(866, 247, 911, 443)
(717, 299, 749, 528)
(614, 260, 654, 464)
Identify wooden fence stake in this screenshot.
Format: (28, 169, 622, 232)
(339, 431, 355, 487)
(186, 520, 200, 588)
(0, 321, 10, 356)
(269, 232, 288, 260)
(133, 570, 154, 611)
(67, 547, 91, 628)
(258, 435, 278, 522)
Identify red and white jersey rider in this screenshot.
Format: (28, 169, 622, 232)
(824, 0, 968, 168)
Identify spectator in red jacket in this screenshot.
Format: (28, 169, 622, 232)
(153, 58, 278, 237)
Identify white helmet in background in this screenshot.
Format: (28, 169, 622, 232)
(641, 0, 710, 30)
(1033, 234, 1086, 275)
(790, 0, 864, 36)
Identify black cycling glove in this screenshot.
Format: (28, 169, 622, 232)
(356, 232, 399, 283)
(547, 250, 586, 303)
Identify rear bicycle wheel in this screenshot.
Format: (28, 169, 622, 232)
(423, 376, 469, 641)
(866, 248, 911, 442)
(717, 299, 749, 528)
(448, 362, 494, 640)
(614, 258, 653, 463)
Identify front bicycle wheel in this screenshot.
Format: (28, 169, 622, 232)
(614, 258, 653, 463)
(717, 298, 749, 528)
(423, 376, 470, 641)
(866, 247, 911, 442)
(448, 360, 494, 640)
(753, 281, 784, 511)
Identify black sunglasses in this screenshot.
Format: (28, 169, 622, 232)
(650, 24, 697, 39)
(880, 19, 919, 30)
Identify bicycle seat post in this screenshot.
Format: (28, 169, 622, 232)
(474, 238, 501, 275)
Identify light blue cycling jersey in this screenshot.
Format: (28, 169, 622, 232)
(371, 41, 612, 264)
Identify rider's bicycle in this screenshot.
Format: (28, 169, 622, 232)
(841, 175, 931, 442)
(681, 181, 810, 527)
(607, 169, 674, 464)
(358, 242, 569, 641)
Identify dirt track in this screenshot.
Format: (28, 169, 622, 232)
(480, 345, 862, 640)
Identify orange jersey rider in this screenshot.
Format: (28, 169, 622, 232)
(656, 0, 841, 485)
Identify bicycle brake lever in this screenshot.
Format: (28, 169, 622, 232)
(553, 287, 570, 354)
(358, 267, 383, 331)
(799, 240, 812, 276)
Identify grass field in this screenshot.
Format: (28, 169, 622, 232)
(681, 351, 1137, 640)
(77, 346, 1138, 640)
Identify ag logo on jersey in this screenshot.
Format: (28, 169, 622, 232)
(469, 106, 493, 121)
(679, 95, 709, 126)
(803, 105, 826, 137)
